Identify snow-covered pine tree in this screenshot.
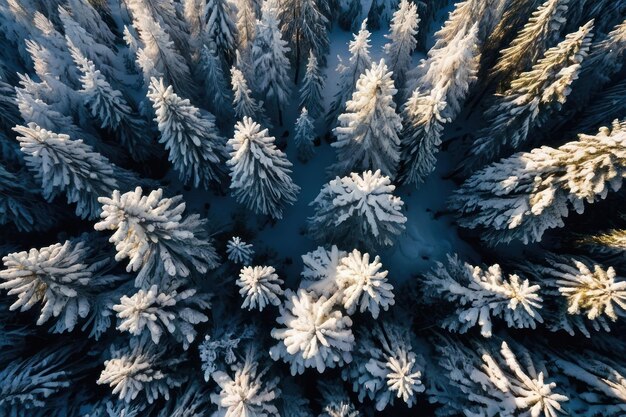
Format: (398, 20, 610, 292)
(299, 51, 325, 119)
(332, 59, 402, 178)
(523, 255, 626, 337)
(125, 0, 191, 54)
(147, 77, 226, 188)
(183, 0, 208, 60)
(114, 284, 211, 349)
(490, 0, 569, 91)
(227, 117, 300, 219)
(0, 164, 58, 232)
(0, 236, 130, 338)
(383, 0, 419, 88)
(399, 24, 480, 186)
(469, 21, 594, 165)
(270, 289, 355, 375)
(432, 0, 504, 49)
(230, 66, 268, 122)
(300, 245, 347, 298)
(430, 338, 568, 416)
(236, 265, 284, 311)
(293, 107, 316, 162)
(424, 254, 543, 337)
(253, 0, 292, 125)
(279, 0, 329, 82)
(98, 337, 186, 404)
(95, 187, 220, 288)
(13, 123, 133, 219)
(204, 0, 238, 65)
(343, 321, 424, 411)
(130, 6, 194, 99)
(69, 42, 152, 161)
(308, 170, 407, 248)
(326, 19, 372, 128)
(66, 0, 116, 46)
(235, 0, 258, 53)
(451, 121, 626, 245)
(578, 229, 626, 253)
(226, 236, 255, 265)
(200, 45, 233, 122)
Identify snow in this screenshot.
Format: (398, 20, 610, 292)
(174, 24, 475, 287)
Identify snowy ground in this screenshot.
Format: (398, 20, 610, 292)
(171, 23, 476, 287)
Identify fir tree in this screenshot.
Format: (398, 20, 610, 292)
(451, 121, 626, 245)
(226, 236, 255, 265)
(469, 21, 594, 165)
(236, 265, 284, 311)
(326, 19, 372, 127)
(299, 51, 325, 119)
(227, 117, 300, 219)
(66, 0, 116, 46)
(293, 107, 316, 162)
(279, 0, 329, 82)
(235, 0, 258, 52)
(383, 0, 420, 87)
(13, 123, 132, 219)
(147, 77, 226, 188)
(200, 45, 233, 122)
(308, 170, 407, 248)
(253, 0, 292, 125)
(95, 187, 220, 288)
(204, 0, 239, 65)
(332, 60, 402, 179)
(230, 66, 267, 121)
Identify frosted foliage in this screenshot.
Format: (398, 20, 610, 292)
(336, 249, 394, 318)
(227, 117, 300, 219)
(13, 123, 119, 219)
(97, 339, 185, 404)
(0, 241, 92, 332)
(556, 355, 626, 416)
(113, 285, 210, 349)
(231, 66, 266, 121)
(236, 265, 284, 311)
(434, 339, 568, 417)
(471, 21, 593, 163)
(332, 59, 402, 178)
(452, 123, 626, 244)
(299, 52, 325, 118)
(226, 236, 255, 265)
(426, 255, 543, 337)
(204, 0, 238, 63)
(383, 0, 419, 86)
(326, 19, 372, 127)
(492, 0, 569, 85)
(95, 187, 219, 288)
(66, 0, 115, 45)
(147, 77, 225, 188)
(210, 360, 280, 417)
(0, 347, 71, 412)
(344, 323, 424, 411)
(199, 324, 256, 379)
(309, 170, 407, 248)
(270, 289, 354, 375)
(319, 386, 361, 417)
(294, 107, 316, 162)
(201, 46, 232, 119)
(580, 229, 626, 252)
(279, 0, 329, 63)
(253, 0, 291, 109)
(300, 245, 347, 297)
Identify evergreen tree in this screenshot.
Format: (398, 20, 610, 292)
(332, 60, 402, 179)
(236, 265, 284, 311)
(125, 0, 190, 53)
(69, 42, 152, 161)
(308, 170, 407, 248)
(204, 0, 239, 65)
(235, 0, 258, 52)
(226, 236, 255, 265)
(490, 0, 569, 91)
(253, 0, 292, 125)
(299, 52, 325, 119)
(469, 21, 594, 165)
(576, 79, 626, 134)
(95, 187, 220, 288)
(383, 0, 420, 87)
(294, 107, 316, 162)
(451, 121, 626, 245)
(432, 0, 504, 49)
(13, 123, 132, 219)
(66, 0, 116, 46)
(326, 19, 372, 127)
(200, 45, 233, 122)
(147, 77, 226, 188)
(279, 0, 329, 81)
(227, 117, 300, 219)
(231, 66, 268, 122)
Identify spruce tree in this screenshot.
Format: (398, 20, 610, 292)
(200, 45, 233, 122)
(204, 0, 239, 65)
(147, 77, 226, 188)
(383, 0, 420, 87)
(332, 60, 402, 179)
(294, 107, 316, 162)
(299, 52, 325, 119)
(231, 66, 268, 122)
(227, 117, 300, 219)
